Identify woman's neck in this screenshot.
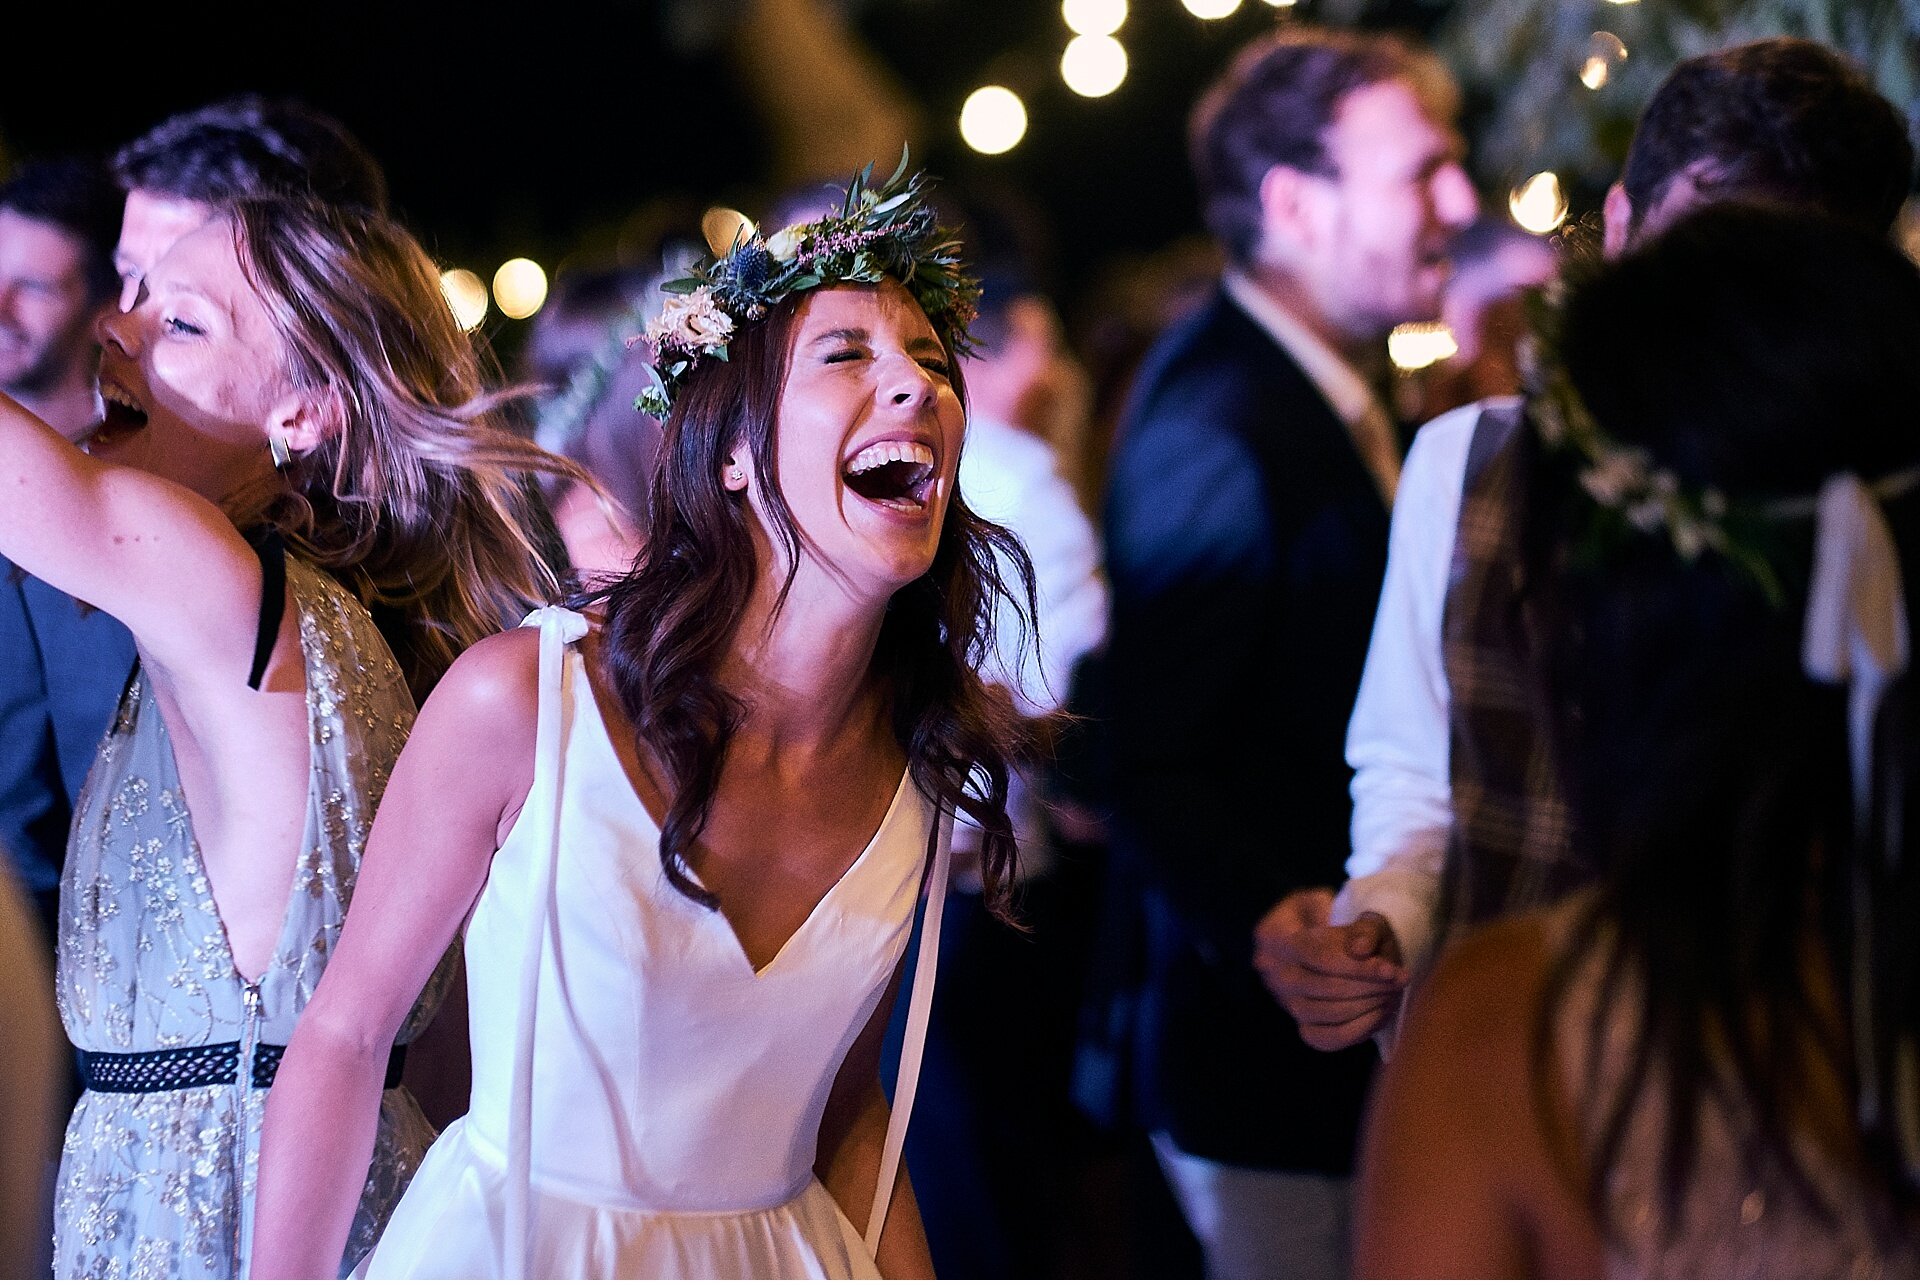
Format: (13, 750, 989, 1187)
(720, 561, 888, 756)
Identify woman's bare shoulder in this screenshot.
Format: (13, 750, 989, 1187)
(1354, 905, 1601, 1278)
(417, 625, 543, 736)
(1410, 911, 1556, 1054)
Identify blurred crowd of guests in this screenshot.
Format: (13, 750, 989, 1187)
(5, 11, 1920, 1281)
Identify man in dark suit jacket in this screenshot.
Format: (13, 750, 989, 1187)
(1101, 25, 1476, 1277)
(0, 158, 128, 942)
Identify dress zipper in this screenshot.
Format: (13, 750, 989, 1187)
(233, 978, 262, 1274)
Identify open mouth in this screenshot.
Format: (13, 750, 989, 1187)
(843, 439, 936, 512)
(91, 378, 150, 446)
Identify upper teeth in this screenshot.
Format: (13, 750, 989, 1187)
(100, 381, 145, 414)
(846, 440, 934, 476)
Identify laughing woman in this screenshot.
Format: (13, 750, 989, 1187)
(251, 163, 1035, 1280)
(0, 196, 580, 1279)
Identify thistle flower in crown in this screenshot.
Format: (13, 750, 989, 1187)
(633, 148, 981, 422)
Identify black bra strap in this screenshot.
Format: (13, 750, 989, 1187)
(247, 530, 288, 691)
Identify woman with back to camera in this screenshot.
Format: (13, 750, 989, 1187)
(1356, 205, 1920, 1276)
(251, 160, 1036, 1280)
(0, 195, 581, 1279)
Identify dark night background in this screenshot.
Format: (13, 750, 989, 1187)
(0, 1, 1452, 358)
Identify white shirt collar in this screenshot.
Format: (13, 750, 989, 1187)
(1222, 269, 1384, 433)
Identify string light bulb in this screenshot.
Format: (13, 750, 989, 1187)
(1579, 31, 1629, 90)
(439, 268, 488, 331)
(1510, 172, 1570, 234)
(960, 86, 1028, 155)
(1388, 322, 1459, 372)
(701, 207, 755, 257)
(493, 258, 549, 320)
(1063, 0, 1125, 36)
(1181, 0, 1242, 19)
(1062, 34, 1128, 97)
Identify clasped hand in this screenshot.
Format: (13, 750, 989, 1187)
(1253, 887, 1407, 1051)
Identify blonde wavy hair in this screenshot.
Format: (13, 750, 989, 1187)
(228, 196, 591, 698)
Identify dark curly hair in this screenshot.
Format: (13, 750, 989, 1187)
(589, 285, 1038, 921)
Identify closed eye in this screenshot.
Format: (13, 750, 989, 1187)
(823, 348, 866, 365)
(162, 316, 206, 338)
(918, 357, 951, 378)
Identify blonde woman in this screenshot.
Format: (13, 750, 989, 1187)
(0, 196, 581, 1279)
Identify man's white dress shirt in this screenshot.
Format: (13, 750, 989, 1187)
(1329, 396, 1520, 977)
(954, 413, 1109, 878)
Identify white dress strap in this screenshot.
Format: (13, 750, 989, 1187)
(863, 801, 955, 1259)
(503, 606, 588, 1276)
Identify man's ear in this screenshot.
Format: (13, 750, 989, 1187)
(267, 386, 344, 457)
(1257, 163, 1323, 263)
(1602, 182, 1634, 260)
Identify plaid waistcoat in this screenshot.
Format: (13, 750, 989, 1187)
(1437, 402, 1592, 941)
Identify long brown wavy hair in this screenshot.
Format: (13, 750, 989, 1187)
(229, 196, 590, 699)
(590, 287, 1038, 920)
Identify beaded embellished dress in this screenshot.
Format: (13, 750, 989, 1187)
(51, 555, 451, 1280)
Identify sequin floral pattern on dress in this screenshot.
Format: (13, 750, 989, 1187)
(1548, 895, 1920, 1279)
(52, 556, 453, 1280)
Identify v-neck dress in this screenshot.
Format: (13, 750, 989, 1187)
(51, 555, 453, 1280)
(357, 608, 937, 1279)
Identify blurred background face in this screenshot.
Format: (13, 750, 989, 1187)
(0, 210, 100, 400)
(1296, 77, 1478, 342)
(114, 189, 214, 312)
(962, 294, 1079, 434)
(90, 216, 295, 503)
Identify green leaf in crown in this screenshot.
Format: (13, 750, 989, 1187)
(629, 146, 980, 422)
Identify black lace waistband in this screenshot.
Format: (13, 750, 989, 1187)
(78, 1041, 406, 1093)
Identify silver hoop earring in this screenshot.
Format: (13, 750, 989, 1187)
(268, 435, 292, 469)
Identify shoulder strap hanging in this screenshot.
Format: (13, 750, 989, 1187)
(863, 802, 955, 1258)
(503, 607, 585, 1276)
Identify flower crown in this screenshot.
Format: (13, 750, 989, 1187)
(1521, 281, 1790, 607)
(633, 151, 981, 421)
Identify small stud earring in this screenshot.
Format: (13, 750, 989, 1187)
(268, 435, 292, 469)
(727, 466, 745, 486)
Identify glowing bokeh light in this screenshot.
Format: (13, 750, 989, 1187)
(1062, 35, 1128, 97)
(1509, 172, 1570, 234)
(1062, 0, 1126, 36)
(1181, 0, 1243, 17)
(439, 268, 488, 331)
(1580, 31, 1628, 90)
(701, 207, 755, 257)
(960, 86, 1028, 155)
(1388, 322, 1460, 372)
(492, 258, 549, 321)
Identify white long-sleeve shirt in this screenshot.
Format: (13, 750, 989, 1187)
(1329, 397, 1517, 977)
(953, 413, 1109, 881)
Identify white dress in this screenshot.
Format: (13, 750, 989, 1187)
(359, 609, 950, 1279)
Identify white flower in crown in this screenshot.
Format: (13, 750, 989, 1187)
(765, 223, 807, 264)
(646, 285, 735, 354)
(1579, 445, 1653, 507)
